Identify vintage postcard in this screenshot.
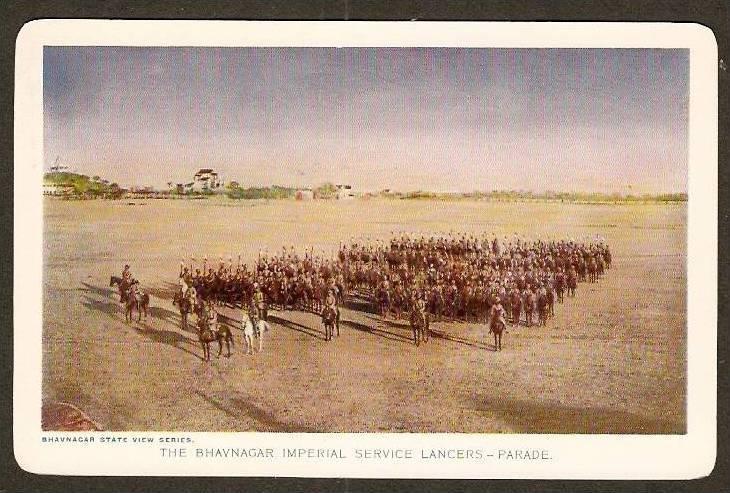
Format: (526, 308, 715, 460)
(14, 20, 717, 478)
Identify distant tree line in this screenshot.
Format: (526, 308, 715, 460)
(225, 182, 339, 200)
(225, 183, 296, 200)
(401, 189, 687, 203)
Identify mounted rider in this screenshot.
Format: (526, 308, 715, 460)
(411, 291, 429, 327)
(253, 283, 267, 321)
(487, 299, 507, 333)
(322, 286, 340, 332)
(251, 312, 270, 353)
(122, 264, 132, 283)
(119, 264, 133, 302)
(127, 279, 140, 305)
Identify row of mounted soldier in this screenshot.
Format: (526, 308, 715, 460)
(164, 234, 610, 351)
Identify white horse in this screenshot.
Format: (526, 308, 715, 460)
(242, 313, 255, 354)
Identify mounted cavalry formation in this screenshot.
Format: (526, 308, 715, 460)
(110, 265, 149, 323)
(165, 233, 610, 357)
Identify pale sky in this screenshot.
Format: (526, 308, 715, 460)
(44, 47, 688, 193)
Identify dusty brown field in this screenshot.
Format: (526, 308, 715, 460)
(42, 198, 686, 433)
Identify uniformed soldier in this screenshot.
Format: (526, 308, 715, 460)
(488, 299, 507, 332)
(253, 283, 266, 321)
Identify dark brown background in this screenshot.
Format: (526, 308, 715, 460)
(1, 1, 727, 492)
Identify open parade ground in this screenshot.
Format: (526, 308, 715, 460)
(42, 198, 686, 433)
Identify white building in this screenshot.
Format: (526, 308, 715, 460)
(43, 183, 74, 196)
(192, 168, 222, 192)
(335, 184, 356, 200)
(295, 189, 314, 200)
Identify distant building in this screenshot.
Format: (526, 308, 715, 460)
(43, 183, 74, 196)
(295, 189, 314, 200)
(192, 168, 222, 192)
(335, 184, 356, 200)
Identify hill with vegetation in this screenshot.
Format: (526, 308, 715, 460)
(44, 172, 124, 198)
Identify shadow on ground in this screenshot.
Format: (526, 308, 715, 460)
(339, 319, 413, 345)
(473, 396, 685, 434)
(195, 390, 319, 432)
(268, 314, 325, 340)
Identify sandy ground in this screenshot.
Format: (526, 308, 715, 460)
(42, 198, 686, 433)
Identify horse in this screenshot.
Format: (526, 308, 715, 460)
(392, 287, 406, 320)
(410, 309, 429, 346)
(524, 292, 536, 327)
(215, 324, 234, 358)
(546, 288, 555, 318)
(114, 278, 131, 303)
(567, 273, 577, 297)
(172, 291, 193, 331)
(321, 306, 338, 341)
(489, 316, 506, 351)
(537, 294, 548, 326)
(196, 318, 217, 362)
(124, 290, 149, 323)
(428, 289, 445, 322)
(587, 259, 598, 283)
(376, 287, 391, 318)
(510, 291, 522, 326)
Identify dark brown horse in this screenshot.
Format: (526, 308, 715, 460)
(196, 318, 217, 361)
(524, 291, 536, 327)
(489, 317, 506, 351)
(124, 291, 149, 323)
(321, 306, 338, 341)
(510, 291, 522, 326)
(410, 309, 429, 346)
(111, 276, 131, 303)
(172, 291, 193, 331)
(537, 293, 548, 326)
(375, 286, 391, 318)
(215, 324, 234, 358)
